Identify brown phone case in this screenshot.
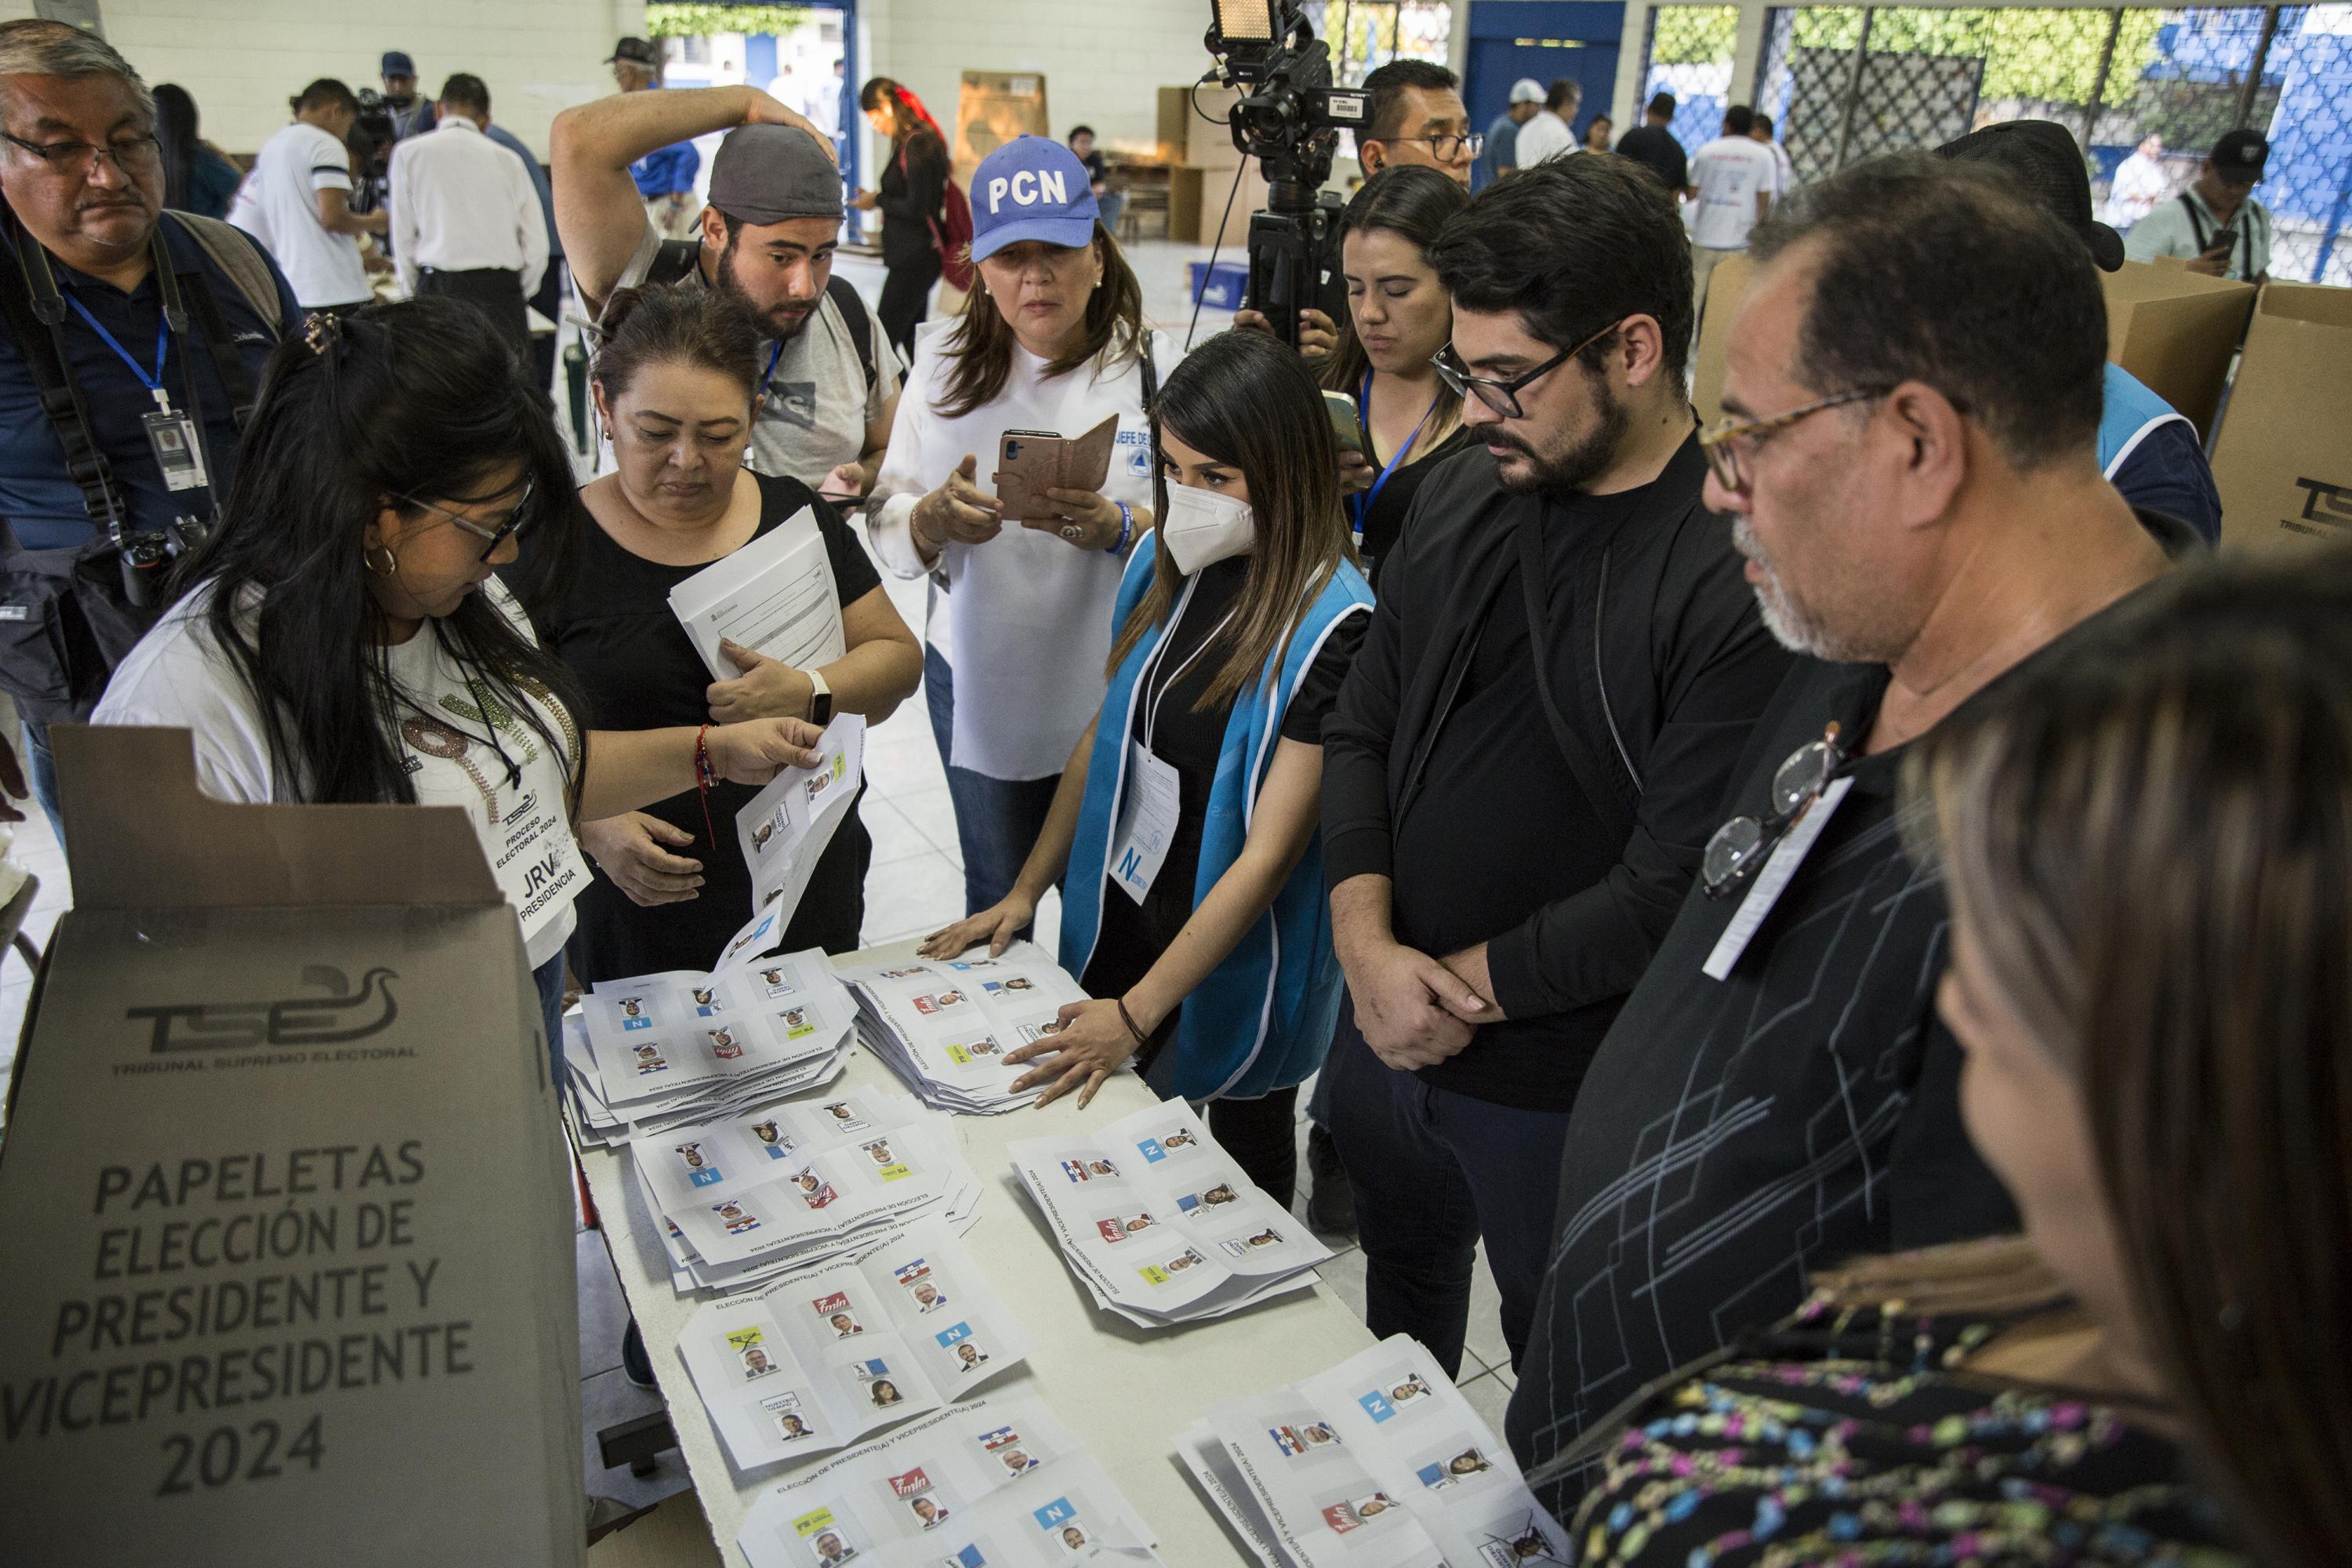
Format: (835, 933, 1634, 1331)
(993, 415, 1121, 522)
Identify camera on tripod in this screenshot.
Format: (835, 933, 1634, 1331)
(1203, 1, 1369, 347)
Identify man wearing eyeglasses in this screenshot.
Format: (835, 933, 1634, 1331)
(1506, 155, 2200, 1511)
(1317, 156, 1791, 1382)
(1354, 60, 1478, 188)
(0, 20, 299, 833)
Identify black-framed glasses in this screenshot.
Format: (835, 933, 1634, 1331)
(1382, 131, 1484, 163)
(1432, 319, 1621, 419)
(1701, 720, 1851, 899)
(1697, 388, 1890, 492)
(1, 130, 161, 177)
(397, 477, 537, 561)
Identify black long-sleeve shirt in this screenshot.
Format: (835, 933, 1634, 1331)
(1320, 436, 1793, 1111)
(877, 129, 949, 270)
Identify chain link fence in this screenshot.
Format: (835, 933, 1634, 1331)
(1638, 6, 1745, 148)
(1316, 1, 1455, 87)
(1750, 5, 2351, 282)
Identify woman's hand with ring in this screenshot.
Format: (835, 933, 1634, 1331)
(1029, 488, 1122, 550)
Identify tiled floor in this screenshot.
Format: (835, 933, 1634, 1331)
(0, 241, 1526, 1482)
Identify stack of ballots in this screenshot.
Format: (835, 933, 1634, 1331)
(835, 942, 1098, 1113)
(633, 1083, 985, 1296)
(1177, 1336, 1574, 1568)
(1007, 1101, 1331, 1326)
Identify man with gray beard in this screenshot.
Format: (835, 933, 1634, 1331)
(1504, 152, 2200, 1514)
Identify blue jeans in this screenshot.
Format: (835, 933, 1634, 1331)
(1319, 997, 1573, 1380)
(533, 951, 568, 1091)
(923, 644, 1062, 917)
(22, 720, 62, 845)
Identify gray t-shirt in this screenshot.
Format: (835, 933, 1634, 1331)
(609, 219, 900, 486)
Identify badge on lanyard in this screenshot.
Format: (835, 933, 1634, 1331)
(1110, 741, 1181, 903)
(142, 394, 209, 492)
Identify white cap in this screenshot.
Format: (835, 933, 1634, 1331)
(1509, 78, 1544, 104)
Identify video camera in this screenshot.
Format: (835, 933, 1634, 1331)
(1203, 1, 1369, 347)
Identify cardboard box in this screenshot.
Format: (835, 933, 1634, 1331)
(2211, 283, 2352, 553)
(1690, 254, 2257, 441)
(1168, 162, 1269, 250)
(1157, 84, 1245, 169)
(953, 71, 1051, 194)
(0, 727, 583, 1567)
(2100, 260, 2256, 440)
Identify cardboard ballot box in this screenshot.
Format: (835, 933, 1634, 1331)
(0, 727, 583, 1568)
(2212, 282, 2352, 554)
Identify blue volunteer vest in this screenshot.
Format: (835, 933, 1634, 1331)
(2100, 361, 2194, 481)
(1061, 534, 1372, 1102)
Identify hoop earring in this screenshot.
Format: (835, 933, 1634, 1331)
(365, 544, 399, 577)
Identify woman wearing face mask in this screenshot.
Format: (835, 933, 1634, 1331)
(1319, 166, 1473, 583)
(920, 331, 1370, 1204)
(514, 283, 922, 981)
(853, 77, 951, 362)
(93, 301, 822, 1059)
(869, 136, 1166, 920)
(1537, 557, 2352, 1563)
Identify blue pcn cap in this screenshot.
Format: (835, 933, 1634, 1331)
(969, 136, 1098, 262)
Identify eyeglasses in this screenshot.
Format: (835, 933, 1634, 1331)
(1701, 721, 1851, 899)
(396, 478, 537, 561)
(1432, 319, 1621, 419)
(1383, 131, 1484, 163)
(1, 131, 162, 178)
(1698, 389, 1889, 493)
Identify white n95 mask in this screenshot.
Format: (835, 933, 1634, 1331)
(1160, 482, 1255, 574)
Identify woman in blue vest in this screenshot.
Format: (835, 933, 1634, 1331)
(920, 331, 1371, 1203)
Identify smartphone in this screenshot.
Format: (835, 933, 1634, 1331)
(994, 430, 1065, 521)
(1323, 390, 1364, 454)
(2208, 226, 2238, 256)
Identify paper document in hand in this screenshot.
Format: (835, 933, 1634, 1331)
(669, 504, 848, 680)
(738, 713, 865, 927)
(1190, 1336, 1573, 1568)
(738, 1392, 1163, 1568)
(1007, 1100, 1331, 1325)
(679, 1215, 1031, 1472)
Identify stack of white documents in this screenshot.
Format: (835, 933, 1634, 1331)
(836, 942, 1098, 1113)
(564, 942, 854, 1144)
(1007, 1102, 1330, 1326)
(1178, 1336, 1574, 1568)
(738, 1392, 1163, 1567)
(632, 1084, 983, 1296)
(677, 1216, 1029, 1472)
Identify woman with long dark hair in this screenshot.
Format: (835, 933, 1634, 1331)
(1542, 552, 2352, 1564)
(1317, 165, 1473, 582)
(523, 281, 922, 978)
(853, 76, 950, 361)
(869, 136, 1167, 921)
(152, 82, 241, 220)
(921, 331, 1370, 1204)
(94, 299, 822, 1058)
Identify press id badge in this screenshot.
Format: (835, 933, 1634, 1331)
(142, 407, 209, 492)
(1109, 741, 1181, 903)
(1701, 775, 1853, 981)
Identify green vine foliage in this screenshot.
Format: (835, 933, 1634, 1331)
(1651, 5, 1740, 67)
(1784, 5, 2169, 107)
(646, 2, 809, 38)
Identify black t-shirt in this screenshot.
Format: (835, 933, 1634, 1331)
(1614, 124, 1690, 193)
(1079, 148, 1110, 187)
(518, 473, 884, 982)
(1352, 421, 1475, 583)
(1081, 556, 1365, 1015)
(1386, 485, 1647, 1109)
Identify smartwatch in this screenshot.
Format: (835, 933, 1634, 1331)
(808, 670, 834, 727)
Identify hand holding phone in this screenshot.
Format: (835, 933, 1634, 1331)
(1323, 390, 1365, 454)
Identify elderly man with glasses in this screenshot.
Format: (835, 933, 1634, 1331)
(1316, 154, 1790, 1382)
(0, 19, 298, 835)
(1504, 152, 2204, 1515)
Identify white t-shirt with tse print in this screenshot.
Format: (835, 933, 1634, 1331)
(93, 579, 589, 968)
(1687, 134, 1782, 251)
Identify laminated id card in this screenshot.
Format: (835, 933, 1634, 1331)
(1109, 742, 1181, 904)
(142, 408, 209, 492)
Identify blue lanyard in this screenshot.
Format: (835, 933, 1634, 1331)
(64, 292, 172, 410)
(760, 339, 784, 400)
(1350, 368, 1437, 542)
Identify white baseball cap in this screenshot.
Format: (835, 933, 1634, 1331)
(1509, 79, 1544, 104)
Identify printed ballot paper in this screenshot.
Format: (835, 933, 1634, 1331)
(670, 504, 847, 681)
(836, 942, 1098, 1114)
(739, 714, 865, 923)
(739, 1393, 1163, 1568)
(1179, 1337, 1572, 1568)
(679, 1216, 1028, 1472)
(1007, 1102, 1331, 1326)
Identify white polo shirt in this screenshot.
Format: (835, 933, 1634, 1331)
(248, 120, 371, 307)
(1688, 135, 1781, 251)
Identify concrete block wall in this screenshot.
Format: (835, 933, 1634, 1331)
(2, 0, 647, 158)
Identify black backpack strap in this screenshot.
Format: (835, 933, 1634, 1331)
(2180, 192, 2210, 252)
(826, 271, 887, 393)
(1, 222, 127, 537)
